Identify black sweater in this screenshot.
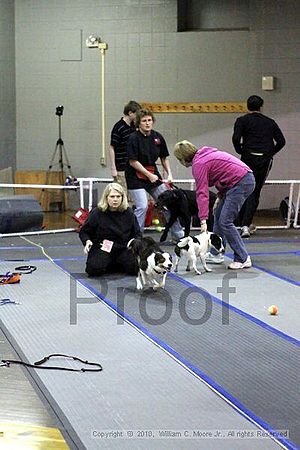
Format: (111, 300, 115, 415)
(79, 207, 141, 250)
(232, 112, 286, 157)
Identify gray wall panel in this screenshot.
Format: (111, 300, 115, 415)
(11, 0, 300, 208)
(0, 0, 16, 171)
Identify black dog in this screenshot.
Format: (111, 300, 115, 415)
(155, 188, 216, 242)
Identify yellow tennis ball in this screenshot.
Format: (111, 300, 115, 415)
(268, 305, 279, 315)
(152, 218, 160, 225)
(156, 226, 162, 233)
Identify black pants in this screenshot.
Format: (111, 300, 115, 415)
(239, 153, 273, 227)
(86, 247, 138, 276)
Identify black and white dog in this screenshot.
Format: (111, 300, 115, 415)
(155, 187, 216, 242)
(127, 236, 173, 290)
(174, 232, 224, 275)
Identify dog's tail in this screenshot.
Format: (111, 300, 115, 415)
(174, 236, 192, 257)
(127, 238, 143, 256)
(127, 238, 135, 249)
(176, 236, 192, 248)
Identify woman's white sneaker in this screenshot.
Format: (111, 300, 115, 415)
(205, 252, 224, 264)
(240, 226, 250, 238)
(228, 256, 252, 270)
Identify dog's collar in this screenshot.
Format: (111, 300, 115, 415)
(154, 268, 166, 274)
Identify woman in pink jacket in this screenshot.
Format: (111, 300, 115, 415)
(174, 140, 255, 269)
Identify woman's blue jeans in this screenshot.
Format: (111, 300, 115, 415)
(129, 183, 184, 239)
(213, 172, 255, 263)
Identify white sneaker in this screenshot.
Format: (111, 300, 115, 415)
(205, 252, 224, 264)
(228, 256, 252, 270)
(241, 226, 250, 238)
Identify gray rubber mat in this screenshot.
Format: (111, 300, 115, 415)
(1, 232, 299, 449)
(249, 254, 300, 284)
(0, 260, 280, 450)
(58, 258, 300, 450)
(225, 240, 300, 285)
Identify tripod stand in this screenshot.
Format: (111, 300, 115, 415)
(43, 108, 73, 211)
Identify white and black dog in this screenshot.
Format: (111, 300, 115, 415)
(155, 187, 216, 242)
(127, 236, 173, 290)
(174, 232, 224, 275)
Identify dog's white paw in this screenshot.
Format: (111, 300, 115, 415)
(153, 283, 165, 291)
(195, 270, 202, 275)
(136, 279, 143, 290)
(153, 281, 163, 290)
(205, 267, 212, 272)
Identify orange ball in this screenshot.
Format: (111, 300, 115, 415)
(268, 305, 279, 315)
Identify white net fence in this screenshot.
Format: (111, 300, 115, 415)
(0, 177, 299, 236)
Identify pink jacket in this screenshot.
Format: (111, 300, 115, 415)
(192, 146, 252, 220)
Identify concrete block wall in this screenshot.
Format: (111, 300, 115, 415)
(0, 0, 16, 171)
(7, 0, 300, 209)
(249, 0, 300, 206)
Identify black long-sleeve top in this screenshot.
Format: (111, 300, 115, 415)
(232, 112, 286, 157)
(79, 207, 141, 250)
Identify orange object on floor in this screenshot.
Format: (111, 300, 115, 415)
(0, 273, 21, 285)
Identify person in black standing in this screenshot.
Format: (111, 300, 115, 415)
(79, 183, 141, 276)
(232, 95, 286, 237)
(109, 100, 141, 191)
(125, 108, 183, 241)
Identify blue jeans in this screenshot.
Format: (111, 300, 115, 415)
(129, 183, 184, 239)
(213, 173, 255, 263)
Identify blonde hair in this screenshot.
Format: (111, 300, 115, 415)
(174, 140, 197, 165)
(98, 182, 128, 212)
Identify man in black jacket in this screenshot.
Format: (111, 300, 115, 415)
(232, 95, 286, 237)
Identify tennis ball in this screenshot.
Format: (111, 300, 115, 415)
(268, 305, 279, 315)
(152, 218, 160, 225)
(156, 226, 163, 233)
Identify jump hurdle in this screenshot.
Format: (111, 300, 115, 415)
(76, 178, 300, 230)
(171, 179, 300, 230)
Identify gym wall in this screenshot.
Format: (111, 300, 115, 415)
(2, 1, 300, 209)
